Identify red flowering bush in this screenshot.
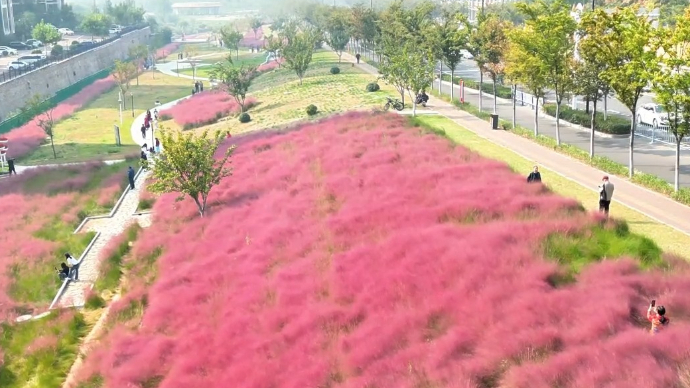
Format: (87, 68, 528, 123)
(73, 112, 690, 388)
(159, 91, 257, 130)
(155, 43, 180, 60)
(3, 76, 117, 159)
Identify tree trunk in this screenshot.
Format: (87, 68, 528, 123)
(479, 72, 483, 111)
(555, 99, 561, 146)
(590, 100, 597, 158)
(50, 135, 57, 159)
(585, 98, 590, 114)
(492, 79, 497, 114)
(629, 105, 636, 177)
(604, 94, 608, 121)
(534, 98, 539, 136)
(450, 69, 454, 101)
(413, 101, 417, 117)
(675, 139, 681, 192)
(513, 85, 517, 129)
(193, 196, 205, 217)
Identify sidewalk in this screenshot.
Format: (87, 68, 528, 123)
(130, 95, 192, 146)
(341, 51, 690, 236)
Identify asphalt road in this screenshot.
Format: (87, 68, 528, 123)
(436, 60, 657, 118)
(0, 35, 106, 69)
(435, 79, 690, 187)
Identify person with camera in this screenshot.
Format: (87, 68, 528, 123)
(647, 299, 670, 335)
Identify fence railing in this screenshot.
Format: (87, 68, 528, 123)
(0, 24, 148, 85)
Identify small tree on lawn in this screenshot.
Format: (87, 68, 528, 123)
(506, 35, 547, 136)
(436, 10, 468, 102)
(265, 35, 284, 66)
(112, 60, 136, 109)
(250, 17, 262, 38)
(325, 13, 351, 63)
(144, 128, 237, 218)
(579, 7, 660, 177)
(221, 26, 243, 60)
(184, 47, 199, 80)
(478, 15, 510, 115)
(653, 9, 690, 192)
(402, 44, 435, 117)
(211, 57, 255, 113)
(32, 20, 61, 57)
(23, 94, 57, 159)
(129, 44, 148, 86)
(378, 46, 408, 106)
(282, 29, 316, 85)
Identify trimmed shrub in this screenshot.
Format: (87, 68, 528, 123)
(543, 104, 631, 135)
(31, 49, 42, 54)
(330, 66, 341, 75)
(306, 104, 318, 116)
(366, 82, 380, 92)
(239, 112, 251, 123)
(50, 45, 64, 57)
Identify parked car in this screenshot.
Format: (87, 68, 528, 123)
(636, 103, 669, 128)
(460, 49, 474, 60)
(8, 41, 30, 50)
(58, 28, 74, 35)
(109, 24, 122, 34)
(17, 55, 45, 64)
(8, 61, 30, 70)
(25, 39, 44, 48)
(0, 46, 17, 55)
(78, 41, 96, 49)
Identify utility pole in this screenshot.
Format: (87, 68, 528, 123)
(591, 0, 595, 11)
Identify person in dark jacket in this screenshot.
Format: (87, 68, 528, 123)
(356, 53, 361, 63)
(128, 166, 135, 189)
(527, 165, 542, 183)
(55, 263, 70, 280)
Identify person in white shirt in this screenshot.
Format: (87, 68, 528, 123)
(65, 253, 80, 281)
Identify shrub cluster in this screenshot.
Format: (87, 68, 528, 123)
(239, 112, 251, 123)
(31, 49, 42, 54)
(330, 66, 340, 75)
(159, 91, 257, 130)
(366, 82, 380, 92)
(50, 45, 63, 57)
(543, 104, 631, 135)
(306, 104, 318, 116)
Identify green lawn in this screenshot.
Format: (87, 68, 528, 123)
(175, 52, 270, 78)
(19, 73, 195, 165)
(413, 115, 690, 260)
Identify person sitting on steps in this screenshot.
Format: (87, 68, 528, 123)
(55, 263, 70, 281)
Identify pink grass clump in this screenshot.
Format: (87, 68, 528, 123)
(155, 43, 181, 60)
(240, 28, 265, 48)
(76, 112, 690, 388)
(159, 91, 257, 130)
(256, 57, 285, 73)
(3, 76, 117, 159)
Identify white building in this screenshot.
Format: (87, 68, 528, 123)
(0, 0, 15, 36)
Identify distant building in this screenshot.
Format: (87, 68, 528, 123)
(171, 2, 221, 16)
(11, 0, 64, 14)
(1, 0, 15, 36)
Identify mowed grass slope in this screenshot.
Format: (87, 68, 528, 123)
(19, 73, 193, 165)
(75, 112, 690, 388)
(175, 52, 269, 78)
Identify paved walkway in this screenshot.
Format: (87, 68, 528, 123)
(343, 51, 690, 236)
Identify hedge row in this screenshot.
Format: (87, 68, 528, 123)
(542, 104, 631, 135)
(440, 74, 513, 99)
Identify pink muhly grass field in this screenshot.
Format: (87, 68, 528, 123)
(256, 58, 285, 73)
(77, 112, 690, 388)
(159, 91, 257, 130)
(3, 76, 117, 159)
(240, 28, 265, 48)
(155, 43, 180, 60)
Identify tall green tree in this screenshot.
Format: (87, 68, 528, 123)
(436, 10, 468, 102)
(402, 43, 435, 116)
(653, 8, 690, 192)
(465, 13, 506, 112)
(325, 12, 351, 63)
(478, 15, 510, 115)
(15, 11, 37, 41)
(579, 7, 660, 177)
(250, 17, 263, 38)
(506, 34, 547, 136)
(514, 0, 576, 145)
(129, 44, 148, 86)
(282, 28, 317, 85)
(112, 60, 137, 108)
(220, 26, 244, 60)
(265, 35, 285, 67)
(108, 0, 145, 25)
(210, 57, 255, 113)
(144, 129, 237, 217)
(572, 59, 608, 158)
(81, 13, 112, 40)
(32, 20, 62, 57)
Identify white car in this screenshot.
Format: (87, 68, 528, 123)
(58, 28, 74, 35)
(460, 49, 474, 60)
(108, 27, 120, 34)
(8, 61, 29, 70)
(636, 103, 669, 128)
(0, 46, 18, 55)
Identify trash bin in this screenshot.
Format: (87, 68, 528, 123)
(7, 158, 16, 175)
(490, 114, 499, 130)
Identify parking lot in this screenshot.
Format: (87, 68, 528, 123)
(0, 35, 104, 70)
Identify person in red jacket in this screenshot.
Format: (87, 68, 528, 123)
(647, 300, 670, 335)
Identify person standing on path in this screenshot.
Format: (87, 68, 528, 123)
(356, 53, 361, 64)
(128, 166, 135, 190)
(141, 123, 146, 140)
(527, 165, 542, 183)
(598, 175, 615, 217)
(65, 253, 79, 281)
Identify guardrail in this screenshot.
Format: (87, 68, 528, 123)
(0, 24, 148, 85)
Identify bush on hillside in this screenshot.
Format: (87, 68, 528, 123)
(366, 82, 380, 92)
(50, 45, 63, 57)
(330, 66, 340, 75)
(543, 104, 631, 135)
(159, 91, 257, 130)
(239, 112, 251, 123)
(306, 104, 318, 116)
